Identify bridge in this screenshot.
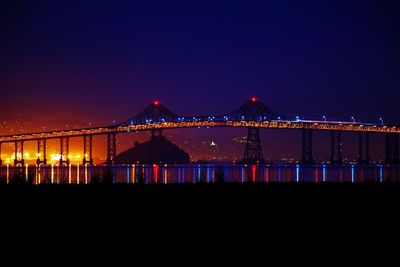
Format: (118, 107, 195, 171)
(0, 98, 399, 166)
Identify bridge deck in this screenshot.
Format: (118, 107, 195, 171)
(0, 120, 398, 143)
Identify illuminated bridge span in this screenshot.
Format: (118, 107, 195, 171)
(0, 98, 399, 166)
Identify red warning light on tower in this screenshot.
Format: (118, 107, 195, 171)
(153, 100, 160, 106)
(251, 97, 257, 103)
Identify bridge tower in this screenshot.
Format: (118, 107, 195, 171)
(385, 133, 399, 165)
(83, 135, 93, 165)
(106, 133, 117, 165)
(330, 131, 343, 164)
(301, 129, 314, 164)
(243, 127, 264, 164)
(36, 139, 47, 165)
(358, 132, 370, 165)
(14, 141, 25, 166)
(59, 137, 70, 166)
(230, 97, 285, 164)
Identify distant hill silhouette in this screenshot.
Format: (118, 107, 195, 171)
(114, 136, 190, 164)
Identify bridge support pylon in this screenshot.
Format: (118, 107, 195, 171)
(243, 127, 264, 164)
(14, 141, 25, 166)
(106, 133, 117, 165)
(36, 139, 47, 165)
(385, 133, 399, 165)
(301, 129, 314, 164)
(59, 137, 70, 166)
(330, 131, 343, 164)
(358, 132, 370, 165)
(83, 135, 93, 165)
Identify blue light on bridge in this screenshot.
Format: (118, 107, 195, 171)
(223, 116, 229, 121)
(241, 116, 245, 120)
(295, 116, 300, 122)
(322, 116, 327, 121)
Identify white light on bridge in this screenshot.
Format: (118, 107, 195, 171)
(51, 154, 61, 161)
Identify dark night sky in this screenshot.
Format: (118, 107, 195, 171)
(0, 0, 399, 161)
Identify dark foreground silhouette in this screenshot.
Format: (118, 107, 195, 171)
(1, 183, 398, 229)
(1, 182, 399, 199)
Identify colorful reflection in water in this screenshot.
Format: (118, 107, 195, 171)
(0, 164, 400, 184)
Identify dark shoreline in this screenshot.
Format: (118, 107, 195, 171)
(2, 183, 398, 225)
(2, 182, 400, 196)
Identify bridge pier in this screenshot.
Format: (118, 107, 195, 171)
(243, 127, 264, 164)
(301, 129, 314, 164)
(106, 133, 117, 165)
(358, 132, 370, 165)
(83, 135, 93, 165)
(14, 141, 25, 166)
(330, 131, 343, 164)
(37, 139, 47, 165)
(60, 137, 70, 166)
(385, 133, 399, 165)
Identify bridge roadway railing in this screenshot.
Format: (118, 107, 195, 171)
(0, 120, 399, 143)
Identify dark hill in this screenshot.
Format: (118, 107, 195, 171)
(114, 137, 190, 164)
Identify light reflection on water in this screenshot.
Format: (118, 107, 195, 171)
(0, 164, 399, 184)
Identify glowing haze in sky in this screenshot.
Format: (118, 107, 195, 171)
(0, 0, 399, 162)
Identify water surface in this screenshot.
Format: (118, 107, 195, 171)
(1, 164, 399, 184)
